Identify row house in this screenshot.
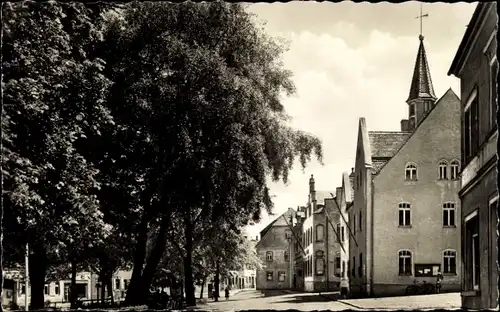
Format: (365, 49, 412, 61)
(348, 31, 462, 297)
(448, 2, 498, 309)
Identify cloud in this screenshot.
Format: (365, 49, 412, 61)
(245, 16, 466, 238)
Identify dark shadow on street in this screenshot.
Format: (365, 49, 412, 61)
(271, 292, 341, 304)
(257, 289, 299, 298)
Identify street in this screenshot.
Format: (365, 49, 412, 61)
(197, 289, 462, 311)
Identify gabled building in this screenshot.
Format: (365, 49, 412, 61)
(448, 2, 498, 309)
(348, 34, 462, 297)
(255, 208, 296, 290)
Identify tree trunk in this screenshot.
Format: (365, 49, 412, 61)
(183, 213, 196, 306)
(214, 260, 220, 302)
(107, 278, 114, 304)
(136, 213, 170, 304)
(70, 258, 77, 309)
(100, 276, 106, 305)
(28, 246, 47, 310)
(199, 275, 206, 299)
(124, 210, 150, 305)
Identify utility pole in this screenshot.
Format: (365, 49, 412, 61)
(25, 243, 29, 311)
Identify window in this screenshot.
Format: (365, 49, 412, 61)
(44, 285, 49, 295)
(284, 250, 289, 262)
(398, 203, 411, 226)
(123, 279, 129, 290)
(316, 258, 325, 276)
(405, 163, 417, 181)
(336, 223, 341, 241)
(347, 260, 351, 278)
(450, 160, 460, 180)
(443, 202, 456, 227)
(398, 250, 412, 275)
(352, 256, 356, 277)
(353, 215, 356, 235)
(316, 224, 324, 241)
(443, 250, 457, 274)
(55, 284, 60, 295)
(285, 232, 292, 239)
(464, 89, 479, 162)
(409, 103, 415, 116)
(309, 256, 313, 276)
(438, 160, 448, 180)
(341, 226, 345, 242)
(342, 261, 346, 277)
(266, 251, 273, 262)
(266, 271, 273, 281)
(334, 252, 341, 277)
(115, 278, 121, 290)
(359, 253, 363, 277)
(359, 211, 362, 232)
(490, 57, 498, 129)
(465, 211, 480, 290)
(278, 271, 286, 282)
(424, 101, 431, 112)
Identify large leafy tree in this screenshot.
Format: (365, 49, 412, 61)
(2, 2, 114, 308)
(100, 2, 322, 306)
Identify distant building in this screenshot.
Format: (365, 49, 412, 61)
(448, 2, 498, 309)
(255, 208, 296, 290)
(3, 268, 131, 308)
(349, 34, 462, 297)
(289, 174, 348, 292)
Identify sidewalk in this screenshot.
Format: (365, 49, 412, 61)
(337, 292, 461, 310)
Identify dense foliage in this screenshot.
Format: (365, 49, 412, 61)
(2, 1, 322, 308)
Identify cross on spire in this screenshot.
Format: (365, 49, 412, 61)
(415, 3, 429, 40)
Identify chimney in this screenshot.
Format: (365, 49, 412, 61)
(349, 168, 355, 190)
(400, 119, 409, 132)
(309, 174, 316, 202)
(336, 187, 342, 202)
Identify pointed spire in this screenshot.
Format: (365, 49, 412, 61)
(406, 36, 437, 103)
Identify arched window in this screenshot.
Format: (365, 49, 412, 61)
(398, 250, 412, 275)
(443, 250, 457, 274)
(315, 250, 325, 276)
(398, 203, 411, 226)
(405, 163, 418, 181)
(450, 160, 460, 180)
(316, 224, 325, 241)
(443, 202, 456, 227)
(438, 160, 448, 180)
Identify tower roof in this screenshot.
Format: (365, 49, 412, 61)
(407, 36, 437, 103)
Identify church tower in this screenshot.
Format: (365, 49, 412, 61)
(401, 34, 437, 132)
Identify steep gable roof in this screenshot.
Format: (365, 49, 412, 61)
(356, 117, 373, 167)
(375, 88, 460, 175)
(256, 208, 295, 249)
(342, 171, 354, 203)
(368, 131, 412, 174)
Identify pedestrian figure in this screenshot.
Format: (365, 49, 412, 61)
(436, 269, 443, 294)
(225, 287, 230, 301)
(340, 277, 349, 299)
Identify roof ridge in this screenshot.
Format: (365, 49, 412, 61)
(375, 89, 456, 174)
(368, 131, 412, 134)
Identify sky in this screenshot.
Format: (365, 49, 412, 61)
(242, 1, 477, 240)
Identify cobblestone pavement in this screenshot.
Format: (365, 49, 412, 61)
(195, 289, 462, 311)
(195, 289, 354, 311)
(337, 292, 461, 310)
